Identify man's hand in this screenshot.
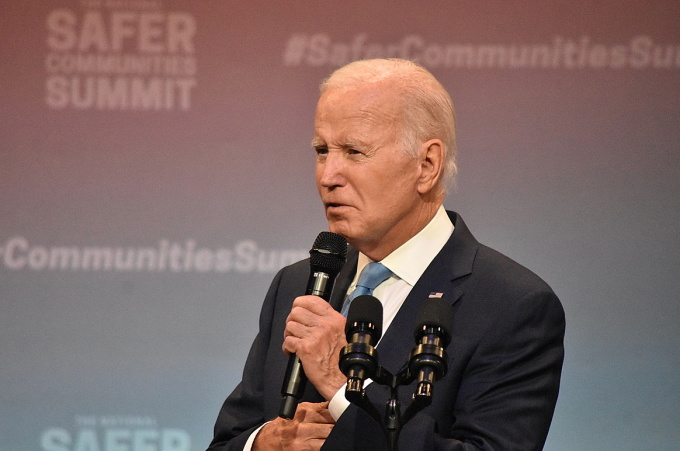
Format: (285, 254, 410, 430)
(253, 402, 334, 451)
(283, 295, 348, 400)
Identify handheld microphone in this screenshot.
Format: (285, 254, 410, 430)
(279, 231, 347, 419)
(408, 298, 453, 400)
(339, 295, 383, 399)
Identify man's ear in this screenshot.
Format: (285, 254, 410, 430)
(416, 139, 444, 196)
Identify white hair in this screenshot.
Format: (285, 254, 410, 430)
(320, 58, 457, 189)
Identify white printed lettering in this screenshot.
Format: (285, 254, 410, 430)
(41, 428, 71, 451)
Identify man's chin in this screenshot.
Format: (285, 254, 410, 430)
(326, 221, 351, 241)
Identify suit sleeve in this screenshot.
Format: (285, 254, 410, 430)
(206, 269, 285, 451)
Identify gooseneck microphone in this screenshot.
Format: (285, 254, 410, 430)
(408, 298, 453, 400)
(278, 231, 347, 419)
(339, 295, 383, 400)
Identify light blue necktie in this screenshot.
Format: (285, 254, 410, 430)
(341, 262, 392, 316)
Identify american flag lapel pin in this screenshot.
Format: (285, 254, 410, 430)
(428, 292, 444, 298)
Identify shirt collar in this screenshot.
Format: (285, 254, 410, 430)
(355, 206, 454, 286)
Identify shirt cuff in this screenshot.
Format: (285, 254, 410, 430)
(243, 422, 267, 451)
(328, 379, 373, 421)
(328, 383, 351, 421)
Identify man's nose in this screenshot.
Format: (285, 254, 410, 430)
(318, 152, 345, 188)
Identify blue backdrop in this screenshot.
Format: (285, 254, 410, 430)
(1, 1, 679, 450)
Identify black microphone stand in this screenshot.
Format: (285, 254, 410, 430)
(341, 352, 444, 451)
(339, 298, 451, 450)
(343, 365, 432, 451)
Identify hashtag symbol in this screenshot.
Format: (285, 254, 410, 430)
(283, 34, 308, 66)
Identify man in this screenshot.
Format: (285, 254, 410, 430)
(208, 58, 565, 450)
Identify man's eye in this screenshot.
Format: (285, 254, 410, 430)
(348, 148, 363, 155)
(315, 147, 328, 155)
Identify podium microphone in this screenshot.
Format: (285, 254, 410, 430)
(340, 295, 383, 399)
(408, 298, 453, 400)
(279, 231, 347, 419)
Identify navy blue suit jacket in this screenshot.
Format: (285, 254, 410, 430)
(208, 211, 565, 450)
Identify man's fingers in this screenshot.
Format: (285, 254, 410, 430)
(295, 402, 333, 423)
(254, 403, 334, 451)
(290, 295, 340, 317)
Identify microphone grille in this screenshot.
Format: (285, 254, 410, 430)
(346, 295, 383, 340)
(309, 232, 347, 273)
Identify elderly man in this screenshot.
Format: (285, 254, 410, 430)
(208, 58, 565, 450)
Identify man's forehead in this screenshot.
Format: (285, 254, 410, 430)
(313, 109, 393, 141)
(315, 93, 401, 129)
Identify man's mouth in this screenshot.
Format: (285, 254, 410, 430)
(325, 202, 348, 212)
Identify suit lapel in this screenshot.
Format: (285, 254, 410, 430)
(376, 211, 479, 374)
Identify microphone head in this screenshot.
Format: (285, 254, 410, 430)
(346, 295, 383, 341)
(414, 298, 453, 346)
(309, 232, 347, 274)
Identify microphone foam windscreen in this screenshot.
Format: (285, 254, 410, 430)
(415, 298, 454, 340)
(310, 232, 347, 273)
(346, 295, 383, 340)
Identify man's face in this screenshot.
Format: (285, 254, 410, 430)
(313, 84, 425, 258)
